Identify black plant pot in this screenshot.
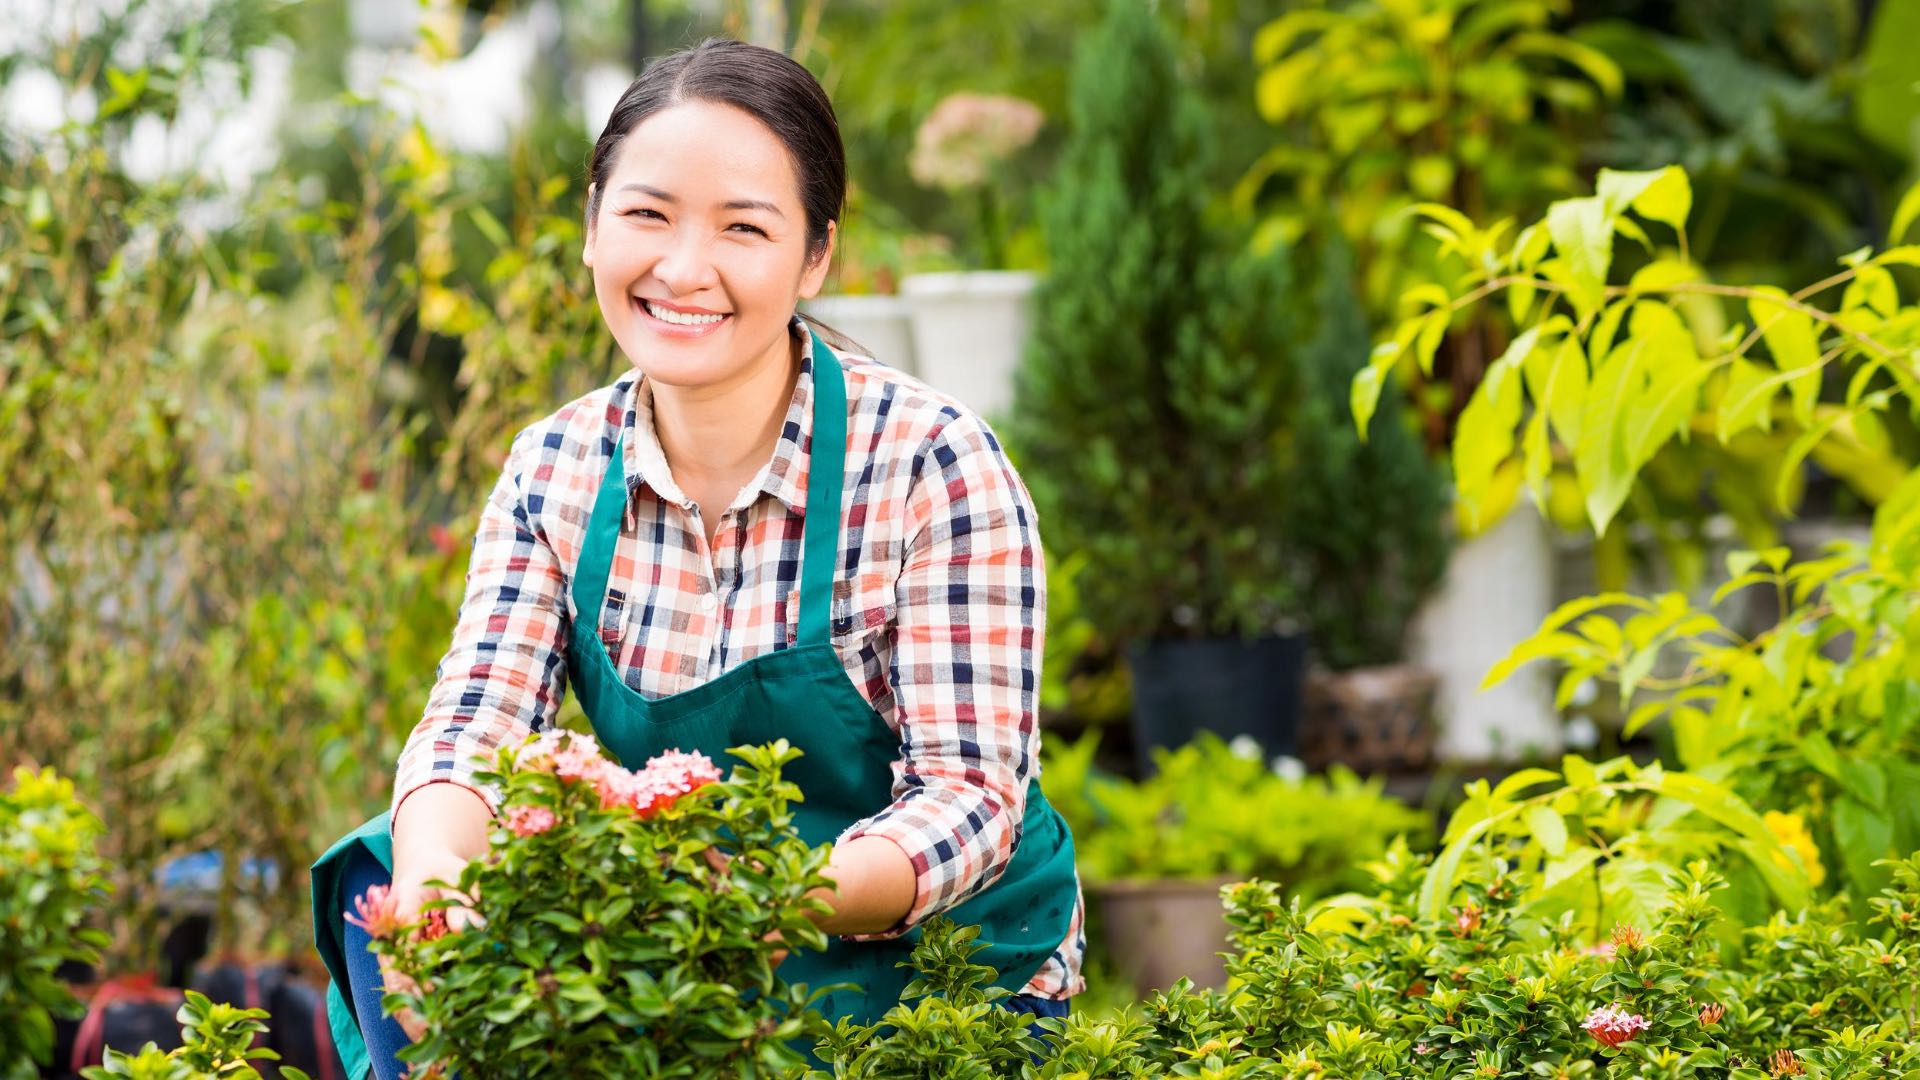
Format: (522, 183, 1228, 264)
(1126, 633, 1309, 776)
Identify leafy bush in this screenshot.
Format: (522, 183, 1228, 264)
(1, 767, 111, 1079)
(850, 842, 1920, 1076)
(79, 990, 309, 1080)
(803, 918, 1049, 1079)
(1354, 166, 1920, 900)
(360, 736, 834, 1078)
(1013, 0, 1297, 642)
(1042, 732, 1429, 894)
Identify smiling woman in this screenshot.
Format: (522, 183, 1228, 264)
(308, 37, 1083, 1080)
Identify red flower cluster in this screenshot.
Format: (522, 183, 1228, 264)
(1582, 1005, 1651, 1048)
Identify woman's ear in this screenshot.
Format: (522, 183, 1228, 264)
(797, 219, 837, 300)
(582, 183, 598, 268)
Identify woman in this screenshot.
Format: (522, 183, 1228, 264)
(308, 37, 1083, 1079)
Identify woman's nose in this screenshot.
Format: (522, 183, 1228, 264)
(652, 230, 720, 294)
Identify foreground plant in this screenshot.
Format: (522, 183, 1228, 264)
(359, 736, 835, 1078)
(1, 767, 112, 1080)
(78, 990, 309, 1080)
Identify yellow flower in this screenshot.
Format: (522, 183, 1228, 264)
(1764, 811, 1827, 887)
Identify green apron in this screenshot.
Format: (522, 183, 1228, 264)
(310, 328, 1079, 1078)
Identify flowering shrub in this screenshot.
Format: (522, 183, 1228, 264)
(78, 990, 309, 1080)
(2, 766, 111, 1079)
(357, 736, 836, 1078)
(864, 853, 1920, 1077)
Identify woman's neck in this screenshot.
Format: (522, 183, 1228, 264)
(649, 327, 803, 496)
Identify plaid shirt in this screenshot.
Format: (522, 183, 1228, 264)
(392, 320, 1084, 998)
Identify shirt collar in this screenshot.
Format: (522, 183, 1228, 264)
(619, 315, 816, 526)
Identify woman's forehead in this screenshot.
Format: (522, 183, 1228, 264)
(606, 101, 801, 211)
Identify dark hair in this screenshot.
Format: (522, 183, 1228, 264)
(587, 38, 845, 269)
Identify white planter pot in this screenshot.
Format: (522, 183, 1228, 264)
(1409, 501, 1561, 763)
(899, 270, 1037, 417)
(800, 294, 918, 376)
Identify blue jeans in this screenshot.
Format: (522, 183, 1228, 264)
(340, 846, 1070, 1079)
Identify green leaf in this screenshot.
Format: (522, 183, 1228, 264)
(1351, 361, 1387, 440)
(1574, 337, 1647, 534)
(1453, 330, 1535, 526)
(1597, 166, 1692, 234)
(1716, 358, 1779, 443)
(1891, 178, 1920, 244)
(1491, 768, 1563, 801)
(1482, 631, 1590, 690)
(1747, 286, 1823, 424)
(1525, 804, 1568, 857)
(1832, 796, 1894, 894)
(1546, 196, 1613, 316)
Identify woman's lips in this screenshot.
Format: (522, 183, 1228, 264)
(633, 296, 731, 339)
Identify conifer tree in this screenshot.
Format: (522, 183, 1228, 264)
(1013, 0, 1295, 643)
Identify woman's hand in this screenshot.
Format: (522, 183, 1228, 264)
(384, 783, 493, 1042)
(702, 848, 789, 967)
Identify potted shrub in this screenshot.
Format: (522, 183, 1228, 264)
(1013, 0, 1303, 774)
(1287, 239, 1452, 774)
(898, 90, 1047, 416)
(1043, 732, 1428, 993)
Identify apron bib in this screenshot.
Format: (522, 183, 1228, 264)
(309, 328, 1078, 1078)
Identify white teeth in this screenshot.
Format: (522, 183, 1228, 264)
(642, 299, 726, 326)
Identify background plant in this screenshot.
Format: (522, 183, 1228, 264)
(1, 767, 112, 1080)
(1286, 236, 1452, 672)
(1353, 164, 1920, 900)
(1012, 0, 1298, 644)
(1042, 732, 1429, 893)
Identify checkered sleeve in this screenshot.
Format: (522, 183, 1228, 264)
(836, 411, 1047, 939)
(391, 426, 572, 821)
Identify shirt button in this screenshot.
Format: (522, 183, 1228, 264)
(700, 593, 718, 612)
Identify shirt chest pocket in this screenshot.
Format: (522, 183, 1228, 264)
(787, 569, 897, 651)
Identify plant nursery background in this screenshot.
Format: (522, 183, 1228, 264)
(7, 0, 1920, 1076)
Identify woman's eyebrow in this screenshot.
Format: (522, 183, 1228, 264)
(617, 182, 786, 218)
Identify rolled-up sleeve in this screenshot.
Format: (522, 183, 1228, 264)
(391, 427, 571, 821)
(835, 411, 1047, 939)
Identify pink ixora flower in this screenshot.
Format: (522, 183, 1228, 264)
(505, 804, 557, 838)
(591, 749, 723, 817)
(345, 884, 406, 940)
(1583, 1005, 1651, 1048)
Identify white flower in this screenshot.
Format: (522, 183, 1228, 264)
(1270, 755, 1307, 782)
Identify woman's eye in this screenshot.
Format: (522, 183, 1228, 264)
(623, 208, 664, 220)
(730, 223, 767, 237)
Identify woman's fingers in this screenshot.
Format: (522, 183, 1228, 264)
(375, 952, 429, 1042)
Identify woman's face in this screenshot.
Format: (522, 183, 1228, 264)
(584, 100, 834, 390)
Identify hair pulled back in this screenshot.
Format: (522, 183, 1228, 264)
(587, 38, 846, 268)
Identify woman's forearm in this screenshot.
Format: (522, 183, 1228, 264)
(810, 834, 917, 936)
(391, 780, 494, 864)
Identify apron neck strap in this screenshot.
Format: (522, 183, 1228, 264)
(571, 326, 848, 649)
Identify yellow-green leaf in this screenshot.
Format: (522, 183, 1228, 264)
(1525, 804, 1569, 857)
(1547, 196, 1613, 317)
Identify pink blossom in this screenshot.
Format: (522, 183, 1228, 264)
(345, 884, 405, 940)
(1580, 942, 1618, 960)
(909, 93, 1045, 191)
(639, 750, 723, 798)
(1583, 1006, 1651, 1048)
(506, 804, 557, 838)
